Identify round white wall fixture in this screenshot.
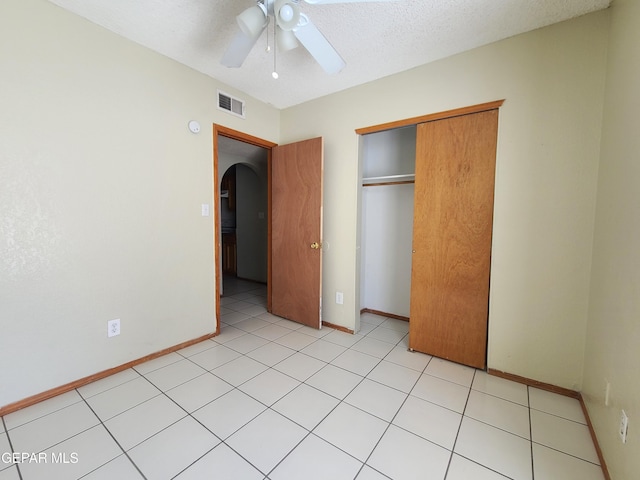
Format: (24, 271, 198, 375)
(188, 120, 201, 134)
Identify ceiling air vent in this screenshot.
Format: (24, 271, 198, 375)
(218, 90, 245, 119)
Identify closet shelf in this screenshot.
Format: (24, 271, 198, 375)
(362, 174, 415, 186)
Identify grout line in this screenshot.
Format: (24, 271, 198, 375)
(443, 367, 476, 479)
(529, 385, 535, 480)
(2, 416, 24, 480)
(77, 390, 148, 480)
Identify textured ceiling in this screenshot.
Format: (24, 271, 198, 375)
(47, 0, 610, 109)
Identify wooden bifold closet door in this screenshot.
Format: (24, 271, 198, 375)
(409, 109, 499, 369)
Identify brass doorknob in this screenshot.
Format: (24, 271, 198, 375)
(310, 242, 321, 249)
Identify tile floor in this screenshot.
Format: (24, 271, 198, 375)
(0, 279, 605, 480)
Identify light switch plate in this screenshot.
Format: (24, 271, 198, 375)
(201, 204, 210, 216)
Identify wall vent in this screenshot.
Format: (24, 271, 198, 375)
(217, 90, 245, 118)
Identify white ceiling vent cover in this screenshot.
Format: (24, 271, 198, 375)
(218, 90, 245, 118)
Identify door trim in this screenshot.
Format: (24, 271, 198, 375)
(213, 125, 277, 333)
(355, 99, 505, 135)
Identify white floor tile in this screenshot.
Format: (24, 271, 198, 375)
(82, 454, 144, 480)
(360, 313, 387, 326)
(530, 409, 599, 464)
(532, 443, 605, 480)
(367, 360, 421, 393)
(238, 368, 300, 406)
(393, 395, 462, 450)
(211, 355, 268, 386)
(103, 395, 186, 450)
(246, 342, 296, 366)
(454, 417, 532, 480)
(356, 465, 390, 480)
(314, 403, 388, 462)
(331, 349, 380, 376)
(226, 409, 307, 475)
(425, 358, 475, 387)
(164, 372, 233, 413)
(357, 322, 377, 336)
(3, 390, 83, 430)
(233, 317, 271, 333)
(174, 443, 263, 480)
(529, 387, 586, 424)
(446, 454, 510, 480)
(133, 353, 183, 375)
(471, 371, 529, 406)
(143, 359, 206, 391)
(222, 308, 253, 323)
(297, 325, 334, 338)
(223, 333, 270, 354)
(305, 364, 363, 400)
(270, 433, 363, 480)
(191, 389, 266, 440)
(189, 344, 241, 370)
(9, 401, 99, 454)
(128, 416, 219, 480)
(465, 390, 530, 439)
(251, 323, 293, 341)
(351, 337, 395, 359)
(272, 383, 340, 430)
(77, 369, 141, 399)
(273, 352, 326, 381)
(345, 379, 407, 422)
(212, 325, 246, 343)
(85, 376, 161, 421)
(380, 318, 410, 333)
(323, 329, 363, 348)
(175, 339, 217, 358)
(272, 318, 305, 330)
(383, 346, 432, 372)
(0, 467, 19, 480)
(256, 312, 287, 324)
(19, 425, 121, 480)
(275, 331, 319, 350)
(368, 424, 450, 480)
(0, 434, 11, 471)
(411, 374, 470, 413)
(367, 326, 407, 345)
(301, 339, 348, 362)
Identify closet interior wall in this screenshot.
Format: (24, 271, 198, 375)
(360, 126, 416, 320)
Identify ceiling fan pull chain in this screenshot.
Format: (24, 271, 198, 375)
(272, 19, 279, 79)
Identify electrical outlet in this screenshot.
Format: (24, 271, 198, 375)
(335, 291, 344, 305)
(619, 410, 629, 444)
(107, 319, 121, 338)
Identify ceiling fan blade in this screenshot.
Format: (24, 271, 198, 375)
(293, 16, 345, 74)
(221, 28, 264, 68)
(303, 0, 396, 4)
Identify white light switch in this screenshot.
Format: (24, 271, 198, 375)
(201, 204, 210, 216)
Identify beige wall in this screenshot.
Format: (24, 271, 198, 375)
(0, 0, 279, 407)
(281, 11, 609, 390)
(583, 0, 640, 477)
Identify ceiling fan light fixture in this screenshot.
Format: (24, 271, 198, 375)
(275, 0, 300, 31)
(276, 26, 299, 51)
(237, 3, 268, 38)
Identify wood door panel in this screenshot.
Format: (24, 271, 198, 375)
(271, 137, 323, 328)
(409, 109, 498, 369)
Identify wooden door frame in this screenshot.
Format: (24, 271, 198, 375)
(213, 125, 277, 334)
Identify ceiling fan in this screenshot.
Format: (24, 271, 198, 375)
(221, 0, 394, 76)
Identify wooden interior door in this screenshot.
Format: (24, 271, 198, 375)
(409, 109, 499, 369)
(271, 137, 323, 328)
